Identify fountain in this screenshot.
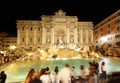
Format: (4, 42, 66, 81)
(0, 47, 120, 83)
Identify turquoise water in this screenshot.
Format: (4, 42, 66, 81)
(0, 57, 120, 82)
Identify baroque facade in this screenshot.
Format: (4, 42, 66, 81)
(16, 10, 93, 50)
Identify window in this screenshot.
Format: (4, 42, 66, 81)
(114, 19, 120, 24)
(108, 37, 112, 40)
(108, 44, 111, 47)
(100, 28, 103, 36)
(108, 30, 110, 34)
(83, 38, 85, 42)
(116, 42, 120, 46)
(96, 36, 97, 39)
(22, 38, 24, 42)
(77, 28, 79, 32)
(89, 37, 91, 42)
(38, 27, 41, 31)
(38, 38, 40, 42)
(115, 34, 120, 39)
(101, 33, 103, 36)
(30, 38, 32, 42)
(6, 45, 9, 47)
(30, 27, 33, 31)
(118, 12, 120, 16)
(83, 29, 85, 32)
(116, 26, 120, 31)
(108, 24, 110, 28)
(22, 27, 24, 31)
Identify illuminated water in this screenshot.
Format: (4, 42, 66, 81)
(0, 57, 120, 83)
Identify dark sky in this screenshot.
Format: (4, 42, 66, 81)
(0, 0, 120, 35)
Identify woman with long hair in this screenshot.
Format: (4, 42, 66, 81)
(25, 68, 35, 83)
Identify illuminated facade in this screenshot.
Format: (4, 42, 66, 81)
(93, 9, 120, 47)
(16, 10, 93, 50)
(0, 32, 17, 51)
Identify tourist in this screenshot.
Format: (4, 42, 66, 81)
(88, 62, 96, 76)
(40, 68, 51, 83)
(45, 66, 50, 75)
(45, 66, 51, 83)
(25, 68, 35, 83)
(71, 66, 76, 83)
(88, 62, 97, 83)
(79, 65, 88, 83)
(59, 64, 71, 83)
(80, 65, 86, 79)
(92, 60, 99, 75)
(29, 72, 42, 83)
(0, 71, 7, 83)
(101, 61, 106, 80)
(53, 66, 59, 83)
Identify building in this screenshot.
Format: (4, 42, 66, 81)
(16, 10, 93, 50)
(0, 32, 17, 51)
(2, 37, 17, 51)
(93, 9, 120, 48)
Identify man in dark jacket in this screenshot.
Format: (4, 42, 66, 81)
(0, 71, 7, 83)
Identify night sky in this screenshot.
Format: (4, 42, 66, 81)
(0, 0, 120, 35)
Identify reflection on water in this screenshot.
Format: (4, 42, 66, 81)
(0, 57, 120, 83)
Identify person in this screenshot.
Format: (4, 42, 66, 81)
(88, 62, 96, 83)
(45, 66, 51, 83)
(45, 66, 50, 75)
(101, 62, 106, 80)
(53, 66, 59, 83)
(59, 64, 71, 83)
(25, 68, 35, 83)
(0, 71, 7, 83)
(29, 72, 42, 83)
(40, 68, 51, 83)
(71, 66, 76, 83)
(93, 60, 99, 75)
(79, 65, 88, 83)
(80, 65, 86, 79)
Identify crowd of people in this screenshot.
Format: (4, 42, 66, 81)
(0, 53, 22, 66)
(24, 60, 106, 83)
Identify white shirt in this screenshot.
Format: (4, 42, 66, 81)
(40, 74, 50, 83)
(59, 67, 71, 83)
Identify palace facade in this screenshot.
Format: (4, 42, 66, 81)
(93, 9, 120, 48)
(16, 10, 93, 50)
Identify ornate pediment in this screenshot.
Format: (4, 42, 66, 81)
(54, 10, 66, 16)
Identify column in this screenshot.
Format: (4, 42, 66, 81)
(26, 28, 28, 45)
(74, 28, 77, 44)
(17, 27, 20, 46)
(80, 29, 83, 44)
(91, 29, 93, 44)
(66, 28, 70, 44)
(34, 27, 37, 45)
(42, 28, 46, 44)
(51, 28, 54, 45)
(86, 29, 88, 44)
